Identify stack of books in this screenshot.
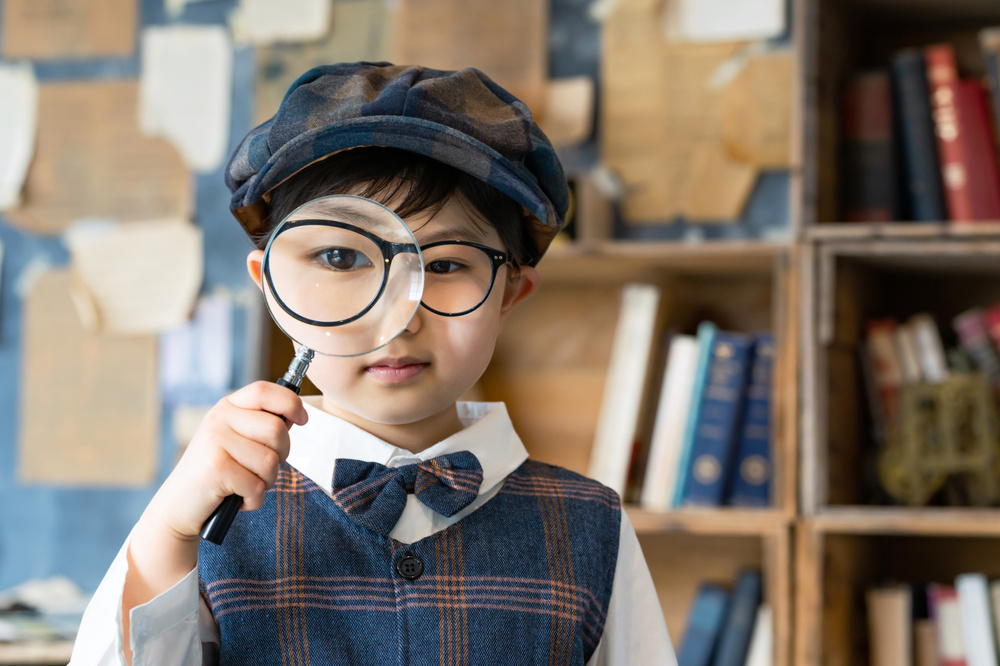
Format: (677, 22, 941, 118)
(677, 570, 771, 666)
(867, 574, 1000, 666)
(586, 282, 775, 510)
(840, 31, 1000, 223)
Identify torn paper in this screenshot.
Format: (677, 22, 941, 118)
(720, 49, 794, 168)
(19, 269, 159, 486)
(538, 76, 595, 147)
(66, 218, 203, 335)
(6, 80, 191, 235)
(1, 0, 137, 59)
(140, 25, 233, 172)
(160, 294, 234, 405)
(0, 63, 37, 210)
(231, 0, 332, 45)
(663, 0, 785, 44)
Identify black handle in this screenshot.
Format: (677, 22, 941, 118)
(200, 375, 304, 545)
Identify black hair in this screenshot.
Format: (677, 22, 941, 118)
(262, 147, 533, 267)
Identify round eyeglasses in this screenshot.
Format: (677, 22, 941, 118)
(419, 240, 511, 317)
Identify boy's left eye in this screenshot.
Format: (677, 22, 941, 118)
(426, 259, 466, 274)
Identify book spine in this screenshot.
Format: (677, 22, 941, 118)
(953, 308, 1000, 387)
(980, 28, 1000, 160)
(641, 334, 700, 510)
(957, 80, 1000, 220)
(742, 604, 773, 666)
(890, 49, 947, 221)
(678, 583, 731, 666)
(672, 321, 718, 508)
(711, 570, 763, 666)
(866, 319, 903, 423)
(725, 334, 774, 507)
(926, 44, 979, 222)
(865, 584, 913, 666)
(955, 573, 998, 666)
(841, 71, 899, 221)
(908, 313, 950, 384)
(681, 330, 753, 507)
(927, 583, 969, 666)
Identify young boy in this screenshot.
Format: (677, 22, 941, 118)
(71, 62, 674, 665)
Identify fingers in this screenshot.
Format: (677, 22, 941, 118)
(225, 381, 309, 427)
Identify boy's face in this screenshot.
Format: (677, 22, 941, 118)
(247, 195, 538, 441)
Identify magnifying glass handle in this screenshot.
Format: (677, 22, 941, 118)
(200, 347, 315, 545)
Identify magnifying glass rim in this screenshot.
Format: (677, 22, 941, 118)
(259, 194, 424, 357)
(263, 217, 419, 327)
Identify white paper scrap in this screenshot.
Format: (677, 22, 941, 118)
(65, 218, 204, 335)
(140, 25, 233, 172)
(231, 0, 332, 45)
(160, 294, 234, 404)
(0, 62, 38, 210)
(664, 0, 785, 43)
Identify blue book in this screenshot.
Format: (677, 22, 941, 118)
(890, 49, 946, 221)
(671, 321, 717, 508)
(678, 583, 731, 666)
(711, 570, 763, 666)
(725, 334, 774, 507)
(982, 29, 1000, 143)
(681, 328, 753, 506)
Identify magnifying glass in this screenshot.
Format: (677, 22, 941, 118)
(201, 195, 424, 544)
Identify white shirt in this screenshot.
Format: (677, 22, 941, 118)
(70, 401, 675, 665)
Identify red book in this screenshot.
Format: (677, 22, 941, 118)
(925, 43, 1000, 222)
(984, 304, 1000, 355)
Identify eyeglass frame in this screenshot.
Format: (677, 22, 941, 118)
(418, 240, 512, 317)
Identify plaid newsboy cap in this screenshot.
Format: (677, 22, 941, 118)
(225, 61, 569, 264)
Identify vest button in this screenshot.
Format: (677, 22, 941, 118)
(396, 554, 424, 580)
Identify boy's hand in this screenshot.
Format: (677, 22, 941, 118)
(122, 381, 308, 662)
(148, 380, 309, 541)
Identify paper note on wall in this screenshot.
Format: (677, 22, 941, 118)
(663, 0, 785, 43)
(6, 81, 191, 235)
(140, 26, 233, 172)
(231, 0, 332, 45)
(720, 50, 794, 168)
(19, 270, 159, 486)
(538, 76, 595, 147)
(1, 0, 137, 59)
(0, 63, 37, 210)
(254, 0, 392, 124)
(391, 0, 548, 115)
(160, 294, 234, 405)
(65, 219, 203, 335)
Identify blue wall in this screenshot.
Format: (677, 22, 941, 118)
(0, 0, 258, 593)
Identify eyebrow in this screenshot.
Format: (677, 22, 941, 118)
(416, 225, 490, 245)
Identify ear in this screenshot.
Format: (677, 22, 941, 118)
(246, 250, 265, 291)
(499, 265, 540, 323)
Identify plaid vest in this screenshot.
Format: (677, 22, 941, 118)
(198, 459, 621, 665)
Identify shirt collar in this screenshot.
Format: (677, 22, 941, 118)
(287, 399, 528, 497)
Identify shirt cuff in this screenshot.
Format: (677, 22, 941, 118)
(127, 567, 201, 665)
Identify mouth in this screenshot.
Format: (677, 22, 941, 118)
(364, 356, 429, 382)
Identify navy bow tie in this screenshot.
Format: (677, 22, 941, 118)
(331, 451, 484, 535)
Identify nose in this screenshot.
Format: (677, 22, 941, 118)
(402, 304, 424, 335)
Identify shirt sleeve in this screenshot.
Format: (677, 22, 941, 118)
(585, 510, 678, 666)
(68, 535, 218, 666)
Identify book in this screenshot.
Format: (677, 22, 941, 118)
(711, 570, 763, 666)
(890, 49, 947, 221)
(925, 43, 1000, 222)
(908, 313, 950, 384)
(983, 28, 1000, 136)
(927, 583, 969, 666)
(680, 328, 753, 507)
(953, 308, 1000, 388)
(914, 618, 939, 666)
(588, 282, 661, 497)
(955, 574, 998, 666)
(743, 604, 773, 666)
(672, 321, 718, 508)
(841, 71, 899, 221)
(866, 319, 904, 423)
(641, 333, 700, 510)
(678, 583, 731, 666)
(866, 584, 912, 666)
(894, 321, 923, 385)
(989, 580, 1000, 662)
(725, 333, 774, 507)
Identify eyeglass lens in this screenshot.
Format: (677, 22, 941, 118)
(420, 243, 503, 316)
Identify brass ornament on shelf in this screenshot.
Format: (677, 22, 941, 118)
(877, 373, 1000, 507)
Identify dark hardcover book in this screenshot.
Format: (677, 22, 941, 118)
(678, 583, 731, 666)
(890, 49, 947, 221)
(725, 334, 774, 508)
(681, 330, 753, 507)
(712, 570, 764, 666)
(926, 43, 1000, 221)
(841, 71, 899, 221)
(982, 28, 1000, 143)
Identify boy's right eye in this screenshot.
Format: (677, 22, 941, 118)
(315, 247, 374, 271)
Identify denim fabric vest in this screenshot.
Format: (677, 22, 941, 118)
(198, 459, 621, 665)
